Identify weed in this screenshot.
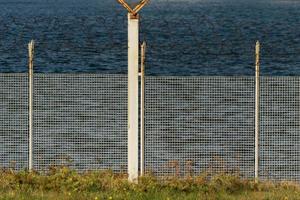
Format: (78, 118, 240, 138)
(0, 167, 300, 200)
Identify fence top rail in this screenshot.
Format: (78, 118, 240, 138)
(0, 73, 128, 77)
(1, 73, 300, 79)
(144, 75, 300, 78)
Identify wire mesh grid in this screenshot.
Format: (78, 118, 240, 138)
(1, 73, 300, 181)
(144, 76, 255, 178)
(33, 74, 127, 172)
(260, 77, 300, 182)
(0, 74, 28, 170)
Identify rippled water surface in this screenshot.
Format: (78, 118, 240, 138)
(0, 0, 299, 75)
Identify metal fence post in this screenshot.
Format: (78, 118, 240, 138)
(255, 41, 260, 182)
(128, 13, 139, 182)
(140, 41, 146, 176)
(28, 40, 35, 171)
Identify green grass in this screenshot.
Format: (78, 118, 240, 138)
(0, 167, 300, 200)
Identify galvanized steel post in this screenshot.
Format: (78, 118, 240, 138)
(255, 41, 260, 182)
(140, 41, 146, 176)
(28, 40, 35, 171)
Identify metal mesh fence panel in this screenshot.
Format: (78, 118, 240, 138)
(1, 73, 300, 180)
(33, 74, 127, 172)
(145, 76, 255, 178)
(0, 74, 28, 170)
(260, 77, 300, 182)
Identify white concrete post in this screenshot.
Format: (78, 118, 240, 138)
(128, 13, 139, 182)
(28, 40, 35, 171)
(255, 41, 260, 182)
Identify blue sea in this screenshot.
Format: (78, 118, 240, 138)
(0, 0, 299, 75)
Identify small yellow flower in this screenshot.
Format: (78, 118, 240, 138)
(68, 192, 71, 196)
(109, 197, 113, 200)
(95, 197, 99, 200)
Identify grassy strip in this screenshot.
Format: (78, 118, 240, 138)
(0, 167, 300, 200)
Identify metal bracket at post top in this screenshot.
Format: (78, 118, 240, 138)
(117, 0, 150, 16)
